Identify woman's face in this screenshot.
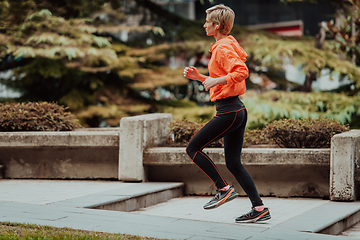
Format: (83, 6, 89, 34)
(204, 14, 216, 36)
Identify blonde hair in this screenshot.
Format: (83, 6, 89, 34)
(206, 4, 235, 35)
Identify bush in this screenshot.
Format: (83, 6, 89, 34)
(243, 129, 271, 147)
(170, 119, 223, 147)
(262, 117, 350, 148)
(170, 119, 271, 148)
(0, 102, 82, 131)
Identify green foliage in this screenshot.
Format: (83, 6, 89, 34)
(322, 0, 360, 65)
(170, 119, 223, 147)
(243, 129, 271, 147)
(1, 9, 118, 70)
(170, 119, 202, 145)
(169, 117, 349, 149)
(242, 91, 360, 129)
(169, 119, 271, 148)
(160, 100, 216, 123)
(262, 118, 350, 148)
(0, 102, 82, 131)
(243, 35, 360, 90)
(2, 59, 104, 110)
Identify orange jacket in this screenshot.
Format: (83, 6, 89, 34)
(208, 35, 248, 102)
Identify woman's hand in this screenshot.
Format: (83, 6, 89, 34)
(183, 66, 201, 81)
(203, 76, 227, 91)
(202, 77, 218, 91)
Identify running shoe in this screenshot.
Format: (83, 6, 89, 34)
(235, 207, 271, 223)
(203, 186, 238, 210)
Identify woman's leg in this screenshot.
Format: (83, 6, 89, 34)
(186, 111, 242, 189)
(223, 109, 263, 207)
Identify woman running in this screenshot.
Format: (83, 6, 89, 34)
(183, 4, 271, 223)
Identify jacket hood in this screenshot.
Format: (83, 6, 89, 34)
(211, 35, 247, 62)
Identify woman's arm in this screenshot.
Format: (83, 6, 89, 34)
(219, 47, 249, 84)
(183, 66, 207, 82)
(184, 66, 228, 91)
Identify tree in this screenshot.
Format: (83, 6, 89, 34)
(278, 0, 360, 93)
(0, 0, 164, 110)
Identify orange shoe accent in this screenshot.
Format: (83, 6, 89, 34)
(255, 210, 269, 219)
(218, 188, 234, 204)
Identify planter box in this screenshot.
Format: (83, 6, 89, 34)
(143, 147, 331, 197)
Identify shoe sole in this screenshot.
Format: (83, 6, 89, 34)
(203, 190, 238, 210)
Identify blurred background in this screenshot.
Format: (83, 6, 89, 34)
(1, 0, 359, 130)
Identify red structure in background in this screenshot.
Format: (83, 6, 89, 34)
(247, 20, 303, 37)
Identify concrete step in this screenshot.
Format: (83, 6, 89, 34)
(268, 200, 360, 237)
(339, 221, 360, 238)
(90, 182, 184, 212)
(50, 182, 184, 212)
(319, 207, 360, 236)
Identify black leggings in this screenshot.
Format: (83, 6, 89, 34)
(186, 96, 263, 207)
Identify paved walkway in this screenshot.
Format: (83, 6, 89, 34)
(0, 179, 360, 240)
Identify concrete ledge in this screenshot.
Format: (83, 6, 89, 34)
(144, 147, 330, 166)
(0, 131, 119, 179)
(0, 131, 119, 147)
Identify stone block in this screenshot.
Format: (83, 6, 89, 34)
(330, 130, 360, 201)
(119, 113, 173, 182)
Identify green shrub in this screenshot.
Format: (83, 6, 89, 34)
(262, 117, 350, 148)
(170, 119, 223, 147)
(0, 102, 82, 131)
(170, 120, 271, 148)
(243, 129, 271, 147)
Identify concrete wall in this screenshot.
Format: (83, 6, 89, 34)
(0, 131, 119, 179)
(0, 113, 358, 200)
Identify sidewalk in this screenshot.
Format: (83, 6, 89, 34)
(0, 179, 360, 240)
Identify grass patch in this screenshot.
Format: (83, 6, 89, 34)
(0, 222, 165, 240)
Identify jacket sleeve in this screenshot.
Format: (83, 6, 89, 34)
(217, 45, 249, 85)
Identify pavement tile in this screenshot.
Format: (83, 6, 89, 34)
(0, 180, 359, 240)
(149, 218, 254, 240)
(0, 180, 135, 205)
(114, 212, 179, 226)
(93, 223, 194, 240)
(273, 201, 360, 232)
(259, 228, 352, 240)
(186, 236, 236, 240)
(48, 216, 105, 230)
(70, 211, 127, 222)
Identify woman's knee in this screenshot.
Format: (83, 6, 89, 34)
(226, 162, 243, 174)
(186, 144, 197, 159)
